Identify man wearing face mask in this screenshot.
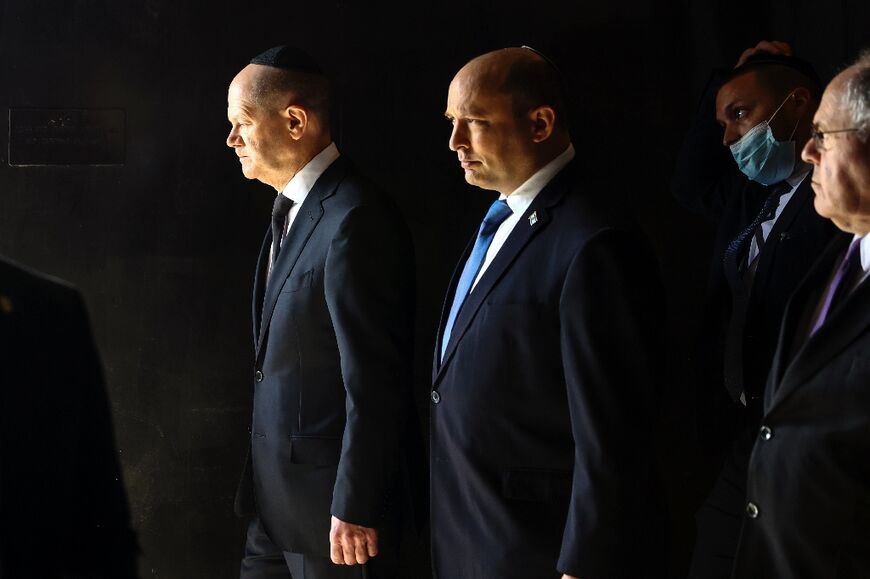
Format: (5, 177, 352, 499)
(671, 41, 838, 578)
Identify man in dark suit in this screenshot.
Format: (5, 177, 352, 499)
(671, 41, 838, 577)
(732, 49, 870, 579)
(0, 257, 139, 578)
(430, 46, 667, 579)
(226, 46, 416, 579)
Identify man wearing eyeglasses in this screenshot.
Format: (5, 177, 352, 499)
(732, 49, 870, 578)
(671, 41, 838, 578)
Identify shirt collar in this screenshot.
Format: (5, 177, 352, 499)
(499, 144, 576, 216)
(786, 165, 811, 190)
(856, 233, 870, 276)
(281, 142, 340, 204)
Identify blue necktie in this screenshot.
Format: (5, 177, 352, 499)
(440, 199, 514, 360)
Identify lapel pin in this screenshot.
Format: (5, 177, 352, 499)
(0, 295, 13, 315)
(528, 211, 538, 226)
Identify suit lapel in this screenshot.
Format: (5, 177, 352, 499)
(769, 234, 867, 408)
(252, 233, 270, 349)
(254, 158, 347, 358)
(433, 164, 572, 384)
(764, 251, 830, 404)
(432, 235, 475, 380)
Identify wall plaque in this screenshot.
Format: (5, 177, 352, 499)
(8, 108, 125, 166)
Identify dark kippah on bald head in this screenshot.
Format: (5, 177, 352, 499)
(250, 45, 323, 75)
(244, 45, 332, 130)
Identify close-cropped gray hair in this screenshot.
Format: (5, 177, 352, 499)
(842, 49, 870, 141)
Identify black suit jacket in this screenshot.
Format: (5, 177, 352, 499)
(234, 156, 416, 557)
(430, 160, 668, 579)
(671, 70, 837, 446)
(0, 257, 138, 578)
(733, 233, 870, 578)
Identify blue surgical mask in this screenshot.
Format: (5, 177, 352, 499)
(729, 93, 799, 186)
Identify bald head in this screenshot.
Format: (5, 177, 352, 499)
(454, 47, 568, 132)
(226, 63, 332, 191)
(800, 51, 870, 235)
(230, 63, 331, 128)
(445, 47, 572, 195)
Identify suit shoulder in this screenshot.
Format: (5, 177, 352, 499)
(555, 175, 646, 239)
(326, 162, 409, 225)
(336, 165, 396, 202)
(0, 256, 80, 302)
(0, 258, 90, 342)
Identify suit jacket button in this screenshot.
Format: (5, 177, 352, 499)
(746, 501, 759, 519)
(255, 370, 264, 382)
(431, 390, 441, 404)
(759, 425, 772, 441)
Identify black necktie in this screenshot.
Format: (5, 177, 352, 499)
(271, 194, 295, 267)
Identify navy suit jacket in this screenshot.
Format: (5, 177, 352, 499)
(430, 160, 668, 579)
(734, 233, 870, 578)
(234, 157, 417, 556)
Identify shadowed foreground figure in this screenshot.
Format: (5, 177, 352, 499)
(0, 257, 139, 579)
(430, 46, 668, 579)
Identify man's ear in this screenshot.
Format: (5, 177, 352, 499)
(791, 87, 814, 117)
(529, 106, 556, 143)
(285, 105, 308, 140)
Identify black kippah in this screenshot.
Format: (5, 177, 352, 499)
(734, 51, 823, 90)
(520, 45, 563, 75)
(250, 45, 323, 74)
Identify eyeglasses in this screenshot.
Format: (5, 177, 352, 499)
(810, 125, 859, 150)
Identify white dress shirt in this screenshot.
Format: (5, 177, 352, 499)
(855, 232, 870, 286)
(267, 142, 340, 276)
(470, 144, 576, 291)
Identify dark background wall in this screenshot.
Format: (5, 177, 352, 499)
(0, 1, 867, 577)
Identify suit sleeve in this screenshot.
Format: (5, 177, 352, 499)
(324, 203, 416, 527)
(556, 228, 667, 577)
(671, 69, 747, 222)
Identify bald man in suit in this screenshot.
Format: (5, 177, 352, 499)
(227, 46, 417, 579)
(431, 47, 667, 579)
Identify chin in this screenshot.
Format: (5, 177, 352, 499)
(465, 173, 490, 189)
(813, 197, 832, 219)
